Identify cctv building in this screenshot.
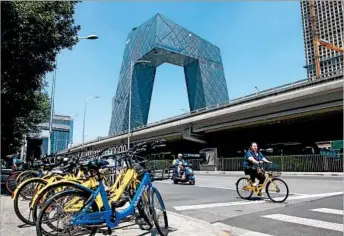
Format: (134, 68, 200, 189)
(109, 14, 229, 135)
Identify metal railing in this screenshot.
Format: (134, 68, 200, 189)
(188, 154, 343, 172)
(64, 70, 343, 152)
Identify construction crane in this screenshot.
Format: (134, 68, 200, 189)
(309, 0, 344, 79)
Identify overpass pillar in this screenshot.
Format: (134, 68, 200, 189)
(182, 126, 207, 144)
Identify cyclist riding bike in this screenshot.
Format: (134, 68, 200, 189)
(243, 142, 272, 197)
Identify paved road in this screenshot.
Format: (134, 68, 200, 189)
(215, 195, 343, 236)
(1, 174, 342, 236)
(155, 174, 343, 235)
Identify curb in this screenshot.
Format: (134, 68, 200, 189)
(168, 211, 230, 236)
(194, 171, 343, 177)
(106, 211, 230, 236)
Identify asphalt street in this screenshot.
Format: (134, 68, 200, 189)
(154, 174, 344, 235)
(1, 173, 343, 236)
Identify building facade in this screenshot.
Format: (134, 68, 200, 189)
(300, 1, 343, 78)
(24, 114, 74, 159)
(109, 13, 229, 135)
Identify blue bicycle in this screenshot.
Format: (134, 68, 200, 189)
(36, 142, 169, 236)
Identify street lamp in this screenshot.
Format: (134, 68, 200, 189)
(181, 108, 189, 113)
(78, 35, 98, 40)
(255, 86, 260, 93)
(82, 96, 100, 148)
(127, 59, 152, 149)
(47, 34, 98, 155)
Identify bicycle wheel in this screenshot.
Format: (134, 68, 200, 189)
(17, 170, 39, 184)
(32, 181, 82, 224)
(14, 178, 47, 225)
(6, 172, 21, 194)
(236, 177, 253, 200)
(266, 177, 289, 203)
(36, 190, 99, 236)
(137, 189, 153, 230)
(150, 187, 168, 236)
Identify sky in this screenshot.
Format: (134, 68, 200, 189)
(46, 2, 306, 144)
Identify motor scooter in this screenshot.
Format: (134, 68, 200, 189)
(171, 162, 195, 185)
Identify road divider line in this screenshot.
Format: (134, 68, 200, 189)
(212, 222, 275, 236)
(262, 214, 344, 232)
(173, 192, 343, 211)
(311, 208, 343, 215)
(156, 181, 306, 195)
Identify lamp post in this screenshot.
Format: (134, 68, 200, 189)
(181, 108, 188, 113)
(47, 34, 98, 155)
(255, 86, 260, 93)
(82, 96, 100, 148)
(78, 35, 98, 40)
(127, 60, 151, 149)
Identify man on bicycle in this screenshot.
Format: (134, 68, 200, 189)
(243, 142, 272, 197)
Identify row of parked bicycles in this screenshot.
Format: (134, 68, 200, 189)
(9, 140, 169, 236)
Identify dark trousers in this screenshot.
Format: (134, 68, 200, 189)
(244, 167, 265, 185)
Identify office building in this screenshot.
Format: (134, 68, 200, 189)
(301, 1, 343, 78)
(24, 114, 74, 159)
(109, 13, 229, 135)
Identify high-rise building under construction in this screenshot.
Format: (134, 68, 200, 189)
(300, 1, 343, 78)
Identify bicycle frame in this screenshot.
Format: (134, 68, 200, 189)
(70, 171, 153, 229)
(245, 171, 278, 194)
(29, 170, 89, 209)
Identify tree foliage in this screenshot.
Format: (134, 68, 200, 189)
(1, 1, 81, 156)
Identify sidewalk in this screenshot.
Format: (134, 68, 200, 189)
(112, 211, 229, 236)
(194, 171, 343, 177)
(0, 195, 229, 236)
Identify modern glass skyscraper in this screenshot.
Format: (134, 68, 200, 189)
(31, 114, 74, 156)
(301, 1, 343, 78)
(109, 13, 229, 135)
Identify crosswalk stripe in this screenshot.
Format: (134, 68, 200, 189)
(173, 192, 343, 211)
(262, 214, 343, 232)
(212, 222, 275, 236)
(311, 208, 343, 215)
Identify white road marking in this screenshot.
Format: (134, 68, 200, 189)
(311, 208, 343, 215)
(212, 222, 275, 236)
(262, 214, 344, 232)
(157, 181, 306, 195)
(173, 192, 343, 211)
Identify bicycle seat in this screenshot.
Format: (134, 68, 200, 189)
(50, 169, 65, 175)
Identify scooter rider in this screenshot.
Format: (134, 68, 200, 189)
(172, 153, 186, 166)
(172, 153, 186, 176)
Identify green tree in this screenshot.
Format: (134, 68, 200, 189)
(1, 1, 81, 157)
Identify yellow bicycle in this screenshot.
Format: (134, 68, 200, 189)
(236, 164, 289, 203)
(13, 161, 86, 225)
(37, 154, 154, 236)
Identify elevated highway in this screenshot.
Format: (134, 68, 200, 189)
(67, 73, 343, 153)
